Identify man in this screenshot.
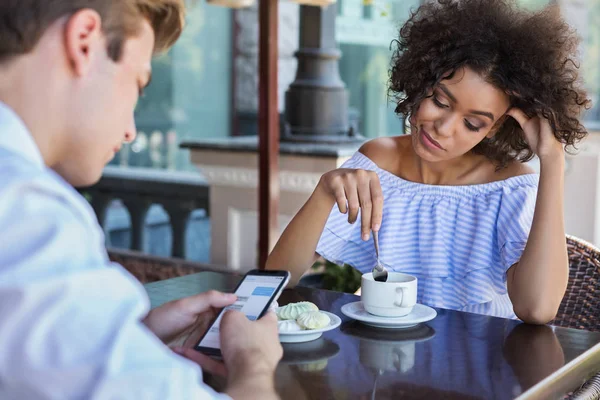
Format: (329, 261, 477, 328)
(0, 1, 282, 398)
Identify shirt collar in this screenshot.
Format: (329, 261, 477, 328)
(0, 102, 45, 170)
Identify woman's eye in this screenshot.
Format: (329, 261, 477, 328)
(433, 96, 448, 108)
(465, 120, 481, 132)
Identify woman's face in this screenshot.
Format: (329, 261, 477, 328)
(410, 66, 511, 163)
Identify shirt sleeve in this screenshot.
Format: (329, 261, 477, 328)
(0, 176, 231, 400)
(496, 182, 538, 275)
(315, 152, 379, 273)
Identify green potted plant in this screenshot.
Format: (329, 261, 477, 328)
(300, 259, 361, 294)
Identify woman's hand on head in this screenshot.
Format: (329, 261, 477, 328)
(317, 168, 383, 241)
(507, 108, 564, 162)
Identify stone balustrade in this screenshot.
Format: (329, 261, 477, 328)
(79, 165, 209, 259)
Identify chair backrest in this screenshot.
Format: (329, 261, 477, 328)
(552, 235, 600, 332)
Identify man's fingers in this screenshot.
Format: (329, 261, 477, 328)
(259, 310, 278, 325)
(220, 309, 246, 327)
(222, 308, 277, 330)
(269, 300, 279, 312)
(173, 347, 228, 377)
(178, 291, 237, 314)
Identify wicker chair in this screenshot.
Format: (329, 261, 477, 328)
(552, 235, 600, 332)
(551, 236, 600, 400)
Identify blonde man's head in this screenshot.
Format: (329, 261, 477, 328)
(0, 0, 187, 187)
(0, 0, 186, 62)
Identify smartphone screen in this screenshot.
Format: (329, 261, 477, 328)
(195, 270, 289, 354)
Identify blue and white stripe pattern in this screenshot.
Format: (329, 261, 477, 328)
(316, 152, 539, 319)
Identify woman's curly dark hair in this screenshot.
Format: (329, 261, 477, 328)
(389, 0, 591, 168)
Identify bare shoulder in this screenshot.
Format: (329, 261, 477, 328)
(358, 136, 407, 171)
(492, 160, 536, 181)
(503, 160, 535, 177)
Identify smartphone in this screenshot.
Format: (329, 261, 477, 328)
(194, 269, 290, 357)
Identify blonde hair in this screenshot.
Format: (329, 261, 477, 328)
(0, 0, 186, 62)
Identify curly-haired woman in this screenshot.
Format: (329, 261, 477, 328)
(266, 0, 591, 324)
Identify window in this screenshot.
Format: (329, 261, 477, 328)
(582, 0, 600, 125)
(511, 0, 599, 127)
(112, 4, 233, 170)
(336, 0, 421, 138)
(111, 0, 598, 160)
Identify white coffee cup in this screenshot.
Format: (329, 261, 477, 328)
(361, 272, 418, 317)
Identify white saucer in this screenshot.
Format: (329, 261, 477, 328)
(340, 301, 437, 329)
(278, 311, 342, 343)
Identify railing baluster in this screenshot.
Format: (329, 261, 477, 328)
(79, 165, 209, 260)
(90, 194, 112, 229)
(165, 205, 192, 258)
(124, 200, 151, 252)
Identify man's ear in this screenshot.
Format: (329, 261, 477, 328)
(64, 9, 103, 76)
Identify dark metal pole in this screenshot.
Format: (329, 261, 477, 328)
(258, 0, 279, 269)
(283, 4, 359, 143)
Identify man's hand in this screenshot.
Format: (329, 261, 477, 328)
(143, 290, 236, 345)
(176, 309, 283, 399)
(221, 310, 282, 399)
(220, 310, 282, 378)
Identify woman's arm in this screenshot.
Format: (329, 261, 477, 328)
(266, 161, 384, 286)
(505, 109, 569, 324)
(265, 184, 336, 286)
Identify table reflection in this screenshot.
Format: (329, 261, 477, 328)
(292, 291, 571, 399)
(145, 275, 600, 399)
(503, 323, 565, 391)
(342, 322, 435, 375)
(281, 338, 341, 372)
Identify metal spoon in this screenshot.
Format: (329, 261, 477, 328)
(372, 231, 388, 282)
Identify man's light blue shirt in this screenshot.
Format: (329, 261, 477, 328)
(0, 102, 228, 399)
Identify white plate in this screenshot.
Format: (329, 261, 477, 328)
(340, 301, 437, 329)
(278, 311, 342, 343)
